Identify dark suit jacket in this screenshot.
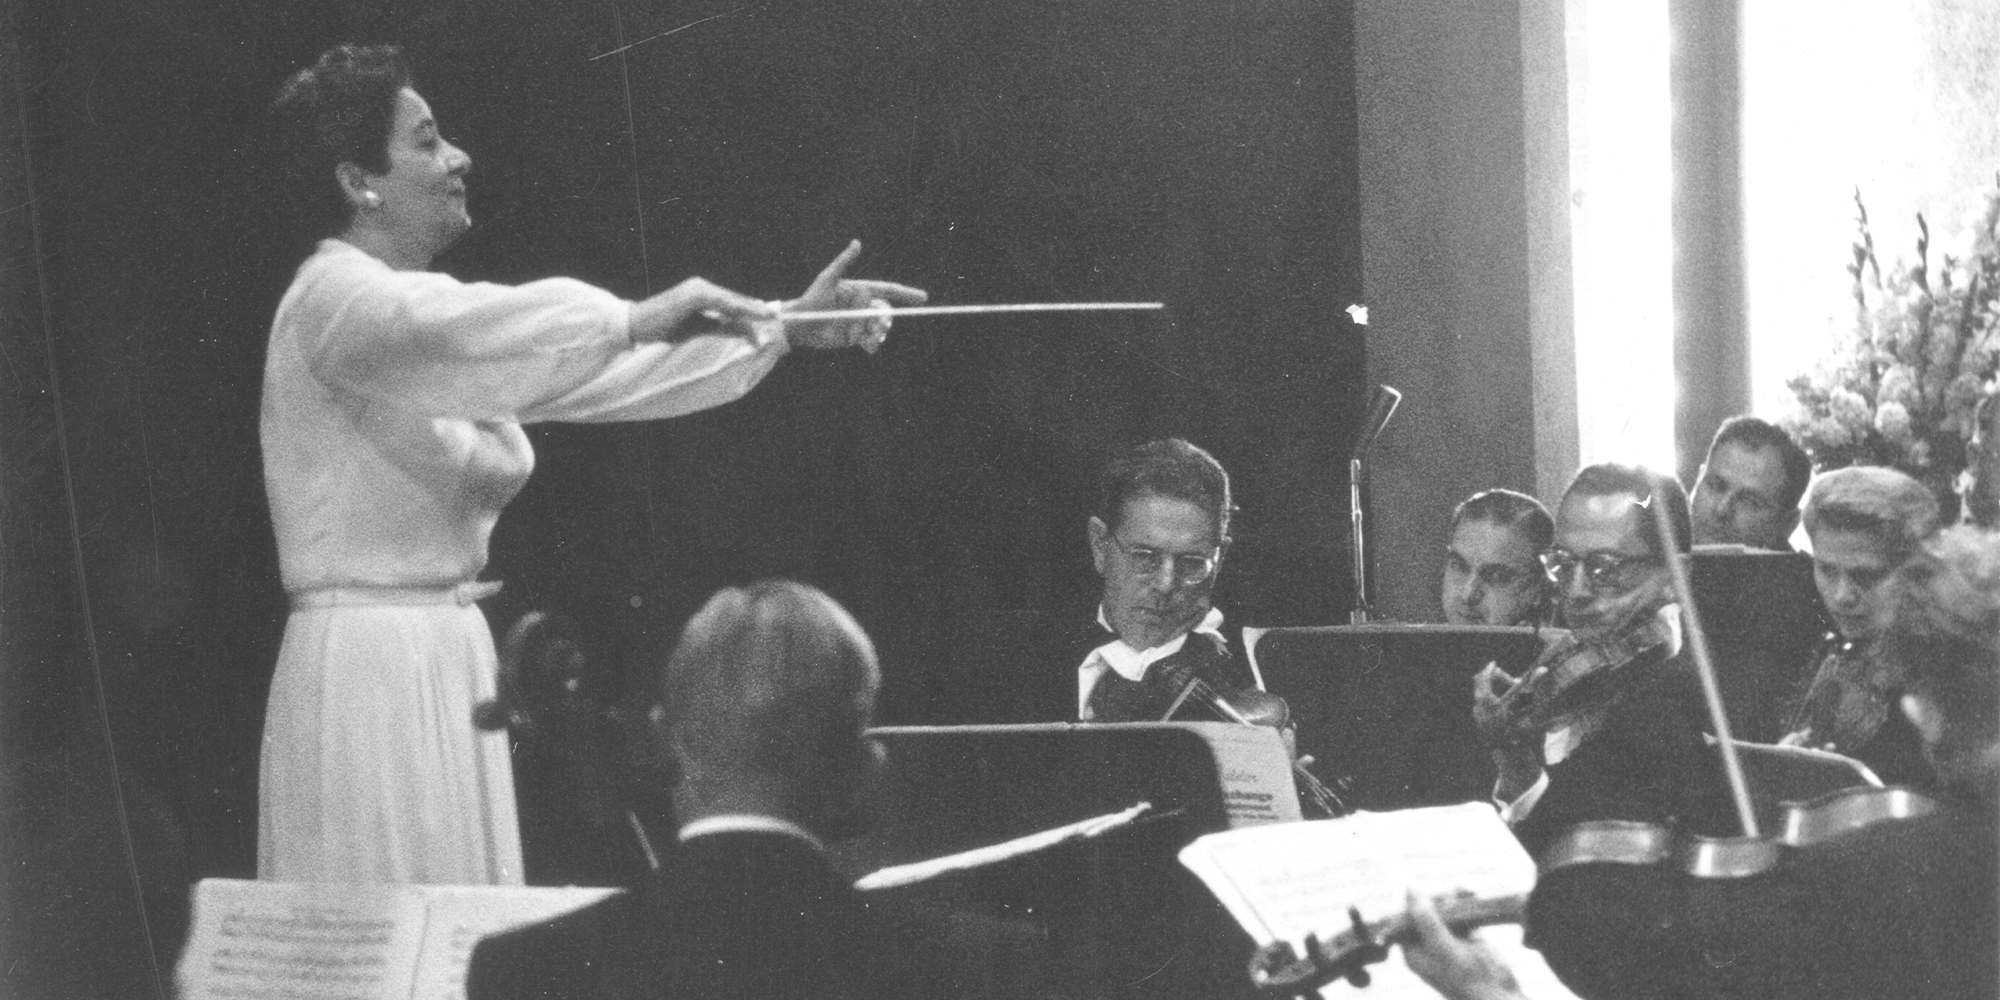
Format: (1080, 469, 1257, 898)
(467, 831, 935, 1000)
(1512, 651, 1739, 859)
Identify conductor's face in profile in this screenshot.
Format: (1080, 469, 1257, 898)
(1546, 491, 1670, 636)
(1089, 491, 1226, 651)
(334, 87, 474, 264)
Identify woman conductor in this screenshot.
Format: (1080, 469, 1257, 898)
(259, 43, 924, 884)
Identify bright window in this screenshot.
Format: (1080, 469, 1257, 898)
(1743, 1, 2000, 417)
(1568, 0, 1676, 472)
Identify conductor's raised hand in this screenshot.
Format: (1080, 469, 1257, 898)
(629, 277, 777, 345)
(781, 240, 928, 352)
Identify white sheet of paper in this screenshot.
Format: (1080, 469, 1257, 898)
(407, 884, 618, 1000)
(854, 801, 1153, 891)
(1168, 721, 1304, 827)
(177, 880, 428, 1000)
(177, 879, 619, 1000)
(1177, 802, 1535, 948)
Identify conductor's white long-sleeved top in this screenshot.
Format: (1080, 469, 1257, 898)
(258, 239, 788, 885)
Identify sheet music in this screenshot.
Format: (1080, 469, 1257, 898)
(1171, 721, 1305, 827)
(406, 885, 618, 1000)
(177, 880, 427, 1000)
(1178, 802, 1534, 947)
(177, 879, 618, 1000)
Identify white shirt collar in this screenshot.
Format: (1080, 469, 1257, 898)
(1077, 606, 1225, 719)
(677, 814, 826, 853)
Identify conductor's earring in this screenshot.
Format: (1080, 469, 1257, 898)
(361, 190, 382, 209)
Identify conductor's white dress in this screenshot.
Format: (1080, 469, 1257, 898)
(259, 239, 788, 883)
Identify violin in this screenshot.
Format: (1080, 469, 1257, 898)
(1245, 787, 1945, 998)
(1150, 655, 1351, 817)
(1243, 474, 1943, 998)
(1249, 893, 1528, 993)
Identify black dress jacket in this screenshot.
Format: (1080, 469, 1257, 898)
(1511, 650, 1739, 859)
(466, 830, 936, 1000)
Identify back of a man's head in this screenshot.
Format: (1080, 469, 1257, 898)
(661, 580, 881, 830)
(1802, 465, 1941, 556)
(1562, 462, 1691, 556)
(1095, 438, 1233, 539)
(1708, 415, 1812, 510)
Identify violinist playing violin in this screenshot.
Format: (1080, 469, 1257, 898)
(960, 437, 1283, 730)
(1780, 522, 2000, 1000)
(1072, 439, 1260, 724)
(1473, 463, 1736, 856)
(1779, 465, 1942, 788)
(1403, 524, 2000, 1000)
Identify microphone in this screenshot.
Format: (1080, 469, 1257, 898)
(1347, 384, 1401, 624)
(1349, 385, 1402, 460)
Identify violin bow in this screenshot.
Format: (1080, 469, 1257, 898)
(1646, 474, 1761, 838)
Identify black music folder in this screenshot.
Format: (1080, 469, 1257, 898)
(1250, 624, 1547, 812)
(831, 724, 1256, 1000)
(1688, 546, 1832, 743)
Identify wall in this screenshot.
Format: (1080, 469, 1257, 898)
(1353, 0, 1577, 622)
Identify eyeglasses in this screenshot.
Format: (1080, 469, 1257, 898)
(1539, 548, 1656, 592)
(1107, 534, 1220, 586)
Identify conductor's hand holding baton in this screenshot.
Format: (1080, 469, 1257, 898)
(628, 239, 927, 350)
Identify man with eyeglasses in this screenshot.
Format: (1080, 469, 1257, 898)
(1473, 463, 1732, 855)
(1074, 438, 1258, 723)
(1689, 416, 1811, 551)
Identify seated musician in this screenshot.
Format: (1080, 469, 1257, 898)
(1783, 523, 2000, 1000)
(1688, 415, 1811, 551)
(1073, 437, 1260, 723)
(1473, 463, 1733, 856)
(1441, 489, 1555, 627)
(1402, 524, 2000, 1000)
(466, 580, 939, 1000)
(1779, 465, 1941, 786)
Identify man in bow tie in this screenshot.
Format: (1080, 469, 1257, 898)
(1076, 438, 1258, 723)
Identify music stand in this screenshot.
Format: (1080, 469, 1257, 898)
(830, 724, 1250, 1000)
(1689, 547, 1833, 742)
(1251, 624, 1546, 811)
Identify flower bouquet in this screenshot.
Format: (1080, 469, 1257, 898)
(1783, 174, 2000, 517)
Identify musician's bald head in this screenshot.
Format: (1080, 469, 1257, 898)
(661, 579, 884, 838)
(1562, 463, 1691, 558)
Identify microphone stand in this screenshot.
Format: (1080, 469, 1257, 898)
(1348, 386, 1401, 624)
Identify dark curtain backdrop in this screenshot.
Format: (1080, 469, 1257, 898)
(2, 0, 1364, 994)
